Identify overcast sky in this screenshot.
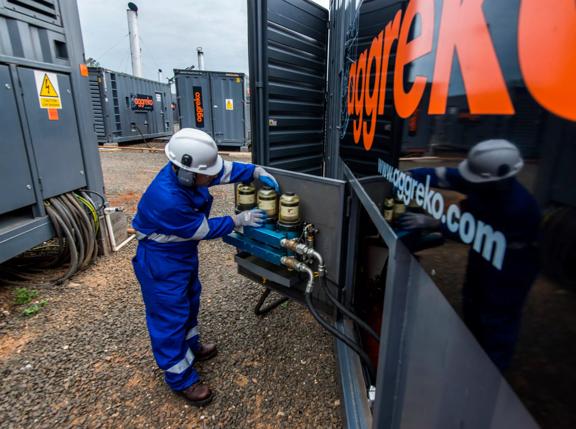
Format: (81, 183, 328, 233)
(78, 0, 330, 82)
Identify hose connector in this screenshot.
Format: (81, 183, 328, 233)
(281, 256, 315, 294)
(280, 239, 326, 277)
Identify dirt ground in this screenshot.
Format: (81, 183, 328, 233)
(0, 149, 343, 428)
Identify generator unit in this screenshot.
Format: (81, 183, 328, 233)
(240, 0, 576, 427)
(174, 69, 248, 148)
(88, 67, 174, 145)
(0, 0, 104, 264)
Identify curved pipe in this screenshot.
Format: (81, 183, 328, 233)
(280, 239, 326, 276)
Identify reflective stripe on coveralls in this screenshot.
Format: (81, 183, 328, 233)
(167, 348, 195, 374)
(132, 161, 256, 391)
(186, 326, 200, 341)
(136, 217, 210, 242)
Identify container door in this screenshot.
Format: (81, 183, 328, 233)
(0, 65, 36, 214)
(154, 91, 165, 133)
(18, 68, 86, 198)
(227, 167, 347, 313)
(174, 72, 213, 135)
(248, 0, 329, 175)
(210, 74, 245, 147)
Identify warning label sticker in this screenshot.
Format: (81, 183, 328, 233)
(225, 99, 234, 111)
(33, 70, 62, 109)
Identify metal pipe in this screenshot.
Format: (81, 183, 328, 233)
(281, 256, 315, 293)
(280, 239, 326, 276)
(104, 208, 136, 252)
(127, 3, 143, 77)
(197, 47, 205, 70)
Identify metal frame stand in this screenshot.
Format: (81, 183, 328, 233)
(254, 288, 289, 316)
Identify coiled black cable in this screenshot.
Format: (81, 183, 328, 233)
(0, 190, 102, 285)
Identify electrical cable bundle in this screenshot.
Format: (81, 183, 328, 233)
(0, 190, 105, 286)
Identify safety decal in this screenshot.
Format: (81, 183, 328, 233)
(225, 99, 234, 111)
(34, 70, 62, 110)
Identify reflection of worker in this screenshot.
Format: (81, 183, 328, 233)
(399, 140, 540, 371)
(132, 129, 279, 405)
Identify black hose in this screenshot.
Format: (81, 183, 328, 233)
(305, 290, 376, 384)
(320, 278, 380, 342)
(45, 204, 79, 284)
(51, 197, 85, 271)
(0, 190, 102, 286)
(64, 193, 96, 267)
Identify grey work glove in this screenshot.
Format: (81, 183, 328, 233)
(397, 213, 440, 230)
(234, 209, 266, 227)
(253, 166, 280, 193)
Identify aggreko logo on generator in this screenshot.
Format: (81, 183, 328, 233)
(346, 0, 576, 151)
(193, 86, 205, 128)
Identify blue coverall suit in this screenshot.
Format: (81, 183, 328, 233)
(410, 167, 540, 370)
(132, 160, 255, 391)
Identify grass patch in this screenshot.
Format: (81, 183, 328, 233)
(22, 300, 48, 317)
(13, 288, 38, 305)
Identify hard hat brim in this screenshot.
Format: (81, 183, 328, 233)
(197, 155, 223, 176)
(458, 159, 521, 183)
(164, 144, 224, 176)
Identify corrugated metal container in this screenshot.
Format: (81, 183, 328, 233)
(89, 67, 174, 144)
(174, 69, 248, 148)
(0, 0, 104, 263)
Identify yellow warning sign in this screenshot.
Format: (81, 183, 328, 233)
(34, 70, 62, 110)
(40, 74, 59, 97)
(225, 99, 234, 111)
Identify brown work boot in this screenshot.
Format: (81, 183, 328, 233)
(179, 382, 213, 406)
(195, 343, 218, 362)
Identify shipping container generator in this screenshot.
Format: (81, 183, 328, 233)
(174, 69, 248, 148)
(233, 0, 576, 428)
(0, 0, 104, 265)
(88, 67, 174, 145)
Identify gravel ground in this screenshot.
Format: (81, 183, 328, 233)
(0, 150, 342, 428)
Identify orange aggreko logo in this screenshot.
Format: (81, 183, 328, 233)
(347, 0, 576, 151)
(193, 86, 205, 128)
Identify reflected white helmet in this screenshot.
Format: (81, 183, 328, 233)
(165, 128, 223, 176)
(458, 139, 524, 183)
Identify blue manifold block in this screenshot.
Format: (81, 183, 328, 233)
(223, 226, 300, 266)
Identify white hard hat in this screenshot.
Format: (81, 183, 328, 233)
(458, 139, 524, 183)
(165, 128, 223, 176)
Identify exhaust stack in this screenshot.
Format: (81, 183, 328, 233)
(197, 47, 205, 71)
(127, 2, 143, 77)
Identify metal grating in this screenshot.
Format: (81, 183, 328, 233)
(88, 73, 106, 143)
(248, 0, 328, 175)
(5, 0, 61, 25)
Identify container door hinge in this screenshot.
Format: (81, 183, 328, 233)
(38, 177, 44, 193)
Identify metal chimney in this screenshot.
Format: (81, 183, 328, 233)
(158, 68, 163, 82)
(127, 2, 143, 77)
(197, 47, 205, 71)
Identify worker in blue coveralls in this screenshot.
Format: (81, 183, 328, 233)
(398, 140, 540, 371)
(132, 128, 280, 405)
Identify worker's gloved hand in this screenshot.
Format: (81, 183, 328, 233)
(234, 209, 267, 227)
(397, 213, 440, 230)
(253, 166, 280, 193)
